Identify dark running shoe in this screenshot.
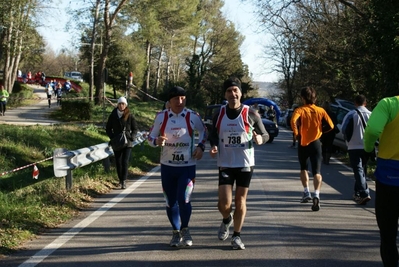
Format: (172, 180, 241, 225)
(311, 197, 320, 211)
(356, 195, 371, 205)
(181, 227, 193, 247)
(170, 230, 182, 247)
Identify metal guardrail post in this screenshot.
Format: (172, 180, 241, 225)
(66, 170, 73, 190)
(53, 132, 148, 190)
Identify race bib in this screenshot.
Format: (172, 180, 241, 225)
(223, 131, 246, 148)
(166, 146, 191, 164)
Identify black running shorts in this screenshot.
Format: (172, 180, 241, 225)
(218, 167, 254, 188)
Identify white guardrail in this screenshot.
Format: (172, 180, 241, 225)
(53, 132, 147, 190)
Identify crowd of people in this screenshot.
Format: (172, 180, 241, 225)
(100, 76, 399, 264)
(273, 90, 398, 266)
(44, 79, 72, 108)
(17, 70, 46, 85)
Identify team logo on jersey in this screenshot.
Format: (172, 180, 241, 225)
(170, 127, 186, 138)
(165, 142, 189, 147)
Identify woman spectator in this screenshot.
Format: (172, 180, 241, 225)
(106, 97, 139, 189)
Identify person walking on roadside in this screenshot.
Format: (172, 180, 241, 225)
(266, 105, 276, 122)
(55, 82, 63, 106)
(106, 97, 138, 189)
(63, 80, 72, 94)
(45, 81, 53, 108)
(364, 96, 399, 267)
(209, 77, 269, 250)
(321, 101, 338, 164)
(147, 86, 207, 248)
(41, 72, 46, 84)
(341, 94, 372, 205)
(0, 85, 10, 116)
(291, 86, 334, 211)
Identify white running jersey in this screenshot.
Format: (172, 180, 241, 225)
(216, 105, 255, 167)
(148, 108, 207, 167)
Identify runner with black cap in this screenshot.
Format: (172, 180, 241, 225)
(209, 77, 269, 250)
(147, 86, 207, 247)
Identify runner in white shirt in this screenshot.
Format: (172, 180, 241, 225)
(148, 86, 207, 247)
(209, 77, 269, 250)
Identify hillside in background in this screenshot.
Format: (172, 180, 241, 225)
(252, 81, 280, 98)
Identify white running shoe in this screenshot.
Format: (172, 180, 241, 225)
(300, 192, 312, 203)
(218, 213, 233, 241)
(231, 236, 245, 250)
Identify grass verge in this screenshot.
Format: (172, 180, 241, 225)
(0, 88, 163, 256)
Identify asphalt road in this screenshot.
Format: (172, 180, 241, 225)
(0, 84, 60, 126)
(0, 128, 382, 267)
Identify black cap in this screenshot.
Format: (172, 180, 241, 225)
(168, 86, 186, 100)
(223, 77, 241, 92)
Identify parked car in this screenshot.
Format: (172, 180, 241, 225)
(203, 104, 278, 143)
(330, 99, 356, 151)
(203, 104, 222, 136)
(64, 71, 83, 82)
(278, 110, 287, 126)
(262, 118, 279, 143)
(285, 109, 294, 130)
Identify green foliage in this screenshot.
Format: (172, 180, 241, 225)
(255, 0, 399, 105)
(61, 100, 93, 121)
(7, 83, 34, 107)
(0, 98, 162, 255)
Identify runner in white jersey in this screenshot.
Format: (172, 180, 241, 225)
(148, 86, 207, 247)
(216, 104, 255, 167)
(209, 77, 269, 250)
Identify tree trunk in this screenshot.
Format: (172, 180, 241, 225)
(142, 40, 151, 101)
(89, 0, 101, 102)
(94, 0, 128, 105)
(154, 45, 163, 97)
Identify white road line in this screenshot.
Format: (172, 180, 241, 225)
(19, 165, 160, 267)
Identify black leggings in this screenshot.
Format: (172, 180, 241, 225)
(0, 101, 6, 113)
(114, 147, 132, 183)
(375, 180, 399, 267)
(298, 139, 322, 175)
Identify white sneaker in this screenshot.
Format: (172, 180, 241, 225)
(218, 213, 233, 241)
(300, 192, 312, 203)
(231, 236, 245, 250)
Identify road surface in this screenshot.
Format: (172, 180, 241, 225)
(0, 84, 60, 126)
(0, 128, 382, 267)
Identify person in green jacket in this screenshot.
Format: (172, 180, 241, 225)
(364, 96, 399, 267)
(0, 85, 10, 116)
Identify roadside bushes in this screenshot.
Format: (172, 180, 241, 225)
(8, 82, 33, 107)
(61, 100, 92, 120)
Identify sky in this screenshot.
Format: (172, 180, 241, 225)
(38, 0, 277, 83)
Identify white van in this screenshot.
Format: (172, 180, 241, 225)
(64, 71, 83, 82)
